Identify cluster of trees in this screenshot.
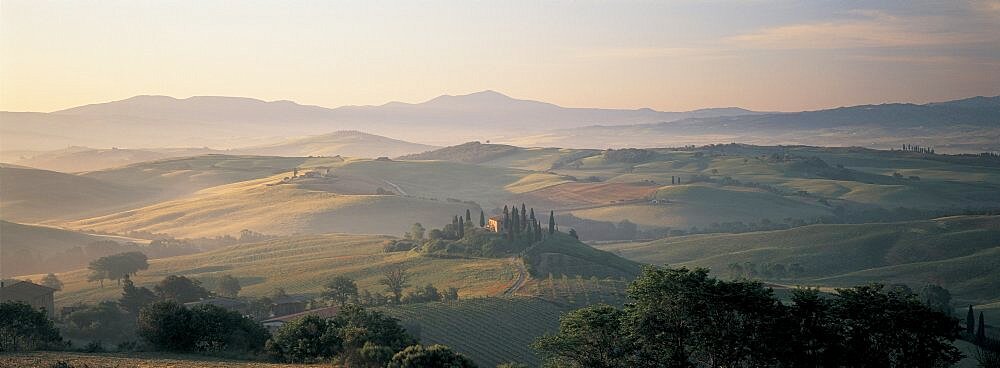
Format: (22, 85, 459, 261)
(602, 148, 655, 163)
(87, 252, 149, 287)
(898, 144, 936, 154)
(966, 305, 1000, 365)
(266, 305, 476, 367)
(324, 271, 459, 308)
(394, 205, 557, 257)
(534, 266, 965, 368)
(138, 301, 269, 353)
(0, 302, 62, 352)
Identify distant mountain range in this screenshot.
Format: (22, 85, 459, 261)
(2, 91, 997, 153)
(0, 91, 758, 151)
(505, 96, 1000, 153)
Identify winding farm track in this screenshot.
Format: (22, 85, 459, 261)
(382, 179, 408, 196)
(502, 257, 529, 296)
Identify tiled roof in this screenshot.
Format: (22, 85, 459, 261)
(0, 281, 55, 297)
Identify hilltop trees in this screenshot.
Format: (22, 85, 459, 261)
(382, 267, 409, 304)
(535, 266, 964, 368)
(215, 275, 242, 298)
(87, 252, 149, 287)
(154, 275, 210, 303)
(324, 276, 359, 306)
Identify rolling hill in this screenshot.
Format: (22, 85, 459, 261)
(0, 166, 153, 222)
(2, 146, 217, 173)
(0, 221, 129, 277)
(594, 215, 1000, 308)
(236, 130, 436, 158)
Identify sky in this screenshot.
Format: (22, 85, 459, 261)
(2, 0, 999, 113)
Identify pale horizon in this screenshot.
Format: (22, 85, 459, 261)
(3, 0, 999, 113)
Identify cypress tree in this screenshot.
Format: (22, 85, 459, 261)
(503, 211, 511, 240)
(978, 312, 987, 342)
(480, 210, 486, 227)
(458, 216, 464, 238)
(466, 209, 472, 222)
(521, 204, 528, 231)
(967, 305, 976, 335)
(512, 208, 520, 239)
(548, 211, 556, 235)
(529, 208, 536, 222)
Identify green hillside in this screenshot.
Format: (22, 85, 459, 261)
(525, 232, 642, 279)
(595, 215, 1000, 307)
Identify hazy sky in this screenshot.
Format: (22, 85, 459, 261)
(2, 0, 999, 112)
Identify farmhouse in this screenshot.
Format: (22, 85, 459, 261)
(486, 216, 505, 232)
(261, 305, 340, 332)
(0, 280, 56, 318)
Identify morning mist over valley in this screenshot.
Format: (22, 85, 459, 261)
(1, 1, 999, 367)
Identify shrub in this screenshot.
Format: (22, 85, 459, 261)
(388, 344, 478, 368)
(0, 302, 63, 351)
(137, 301, 268, 353)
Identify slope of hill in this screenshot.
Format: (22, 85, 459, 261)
(68, 171, 482, 238)
(236, 131, 436, 158)
(0, 221, 112, 276)
(5, 146, 217, 173)
(42, 233, 518, 307)
(398, 141, 522, 163)
(524, 233, 642, 279)
(0, 91, 757, 150)
(0, 166, 152, 222)
(509, 96, 1000, 152)
(595, 215, 1000, 305)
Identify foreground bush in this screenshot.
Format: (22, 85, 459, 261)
(137, 301, 268, 353)
(535, 266, 964, 368)
(388, 344, 478, 368)
(0, 302, 62, 351)
(266, 305, 415, 366)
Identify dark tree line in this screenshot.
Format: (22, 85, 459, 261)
(534, 266, 964, 368)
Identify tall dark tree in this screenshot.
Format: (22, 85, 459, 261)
(324, 276, 359, 306)
(511, 208, 520, 239)
(465, 209, 472, 222)
(480, 211, 486, 227)
(533, 304, 631, 368)
(979, 312, 987, 342)
(967, 305, 976, 335)
(381, 267, 408, 304)
(120, 277, 157, 316)
(549, 211, 556, 235)
(458, 216, 465, 238)
(520, 203, 528, 231)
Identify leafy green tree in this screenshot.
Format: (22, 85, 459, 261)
(137, 301, 195, 351)
(154, 275, 209, 303)
(334, 305, 416, 367)
(88, 252, 150, 287)
(381, 267, 409, 304)
(62, 301, 135, 344)
(39, 273, 62, 291)
(119, 277, 157, 315)
(324, 276, 359, 306)
(920, 284, 952, 315)
(832, 284, 962, 368)
(533, 304, 632, 368)
(266, 315, 342, 362)
(215, 274, 241, 298)
(786, 288, 842, 366)
(388, 344, 478, 368)
(0, 302, 62, 351)
(410, 223, 425, 240)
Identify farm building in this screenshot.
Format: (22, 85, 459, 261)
(0, 280, 56, 318)
(261, 305, 340, 332)
(486, 216, 505, 232)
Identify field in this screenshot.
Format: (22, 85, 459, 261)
(0, 352, 317, 368)
(41, 234, 519, 307)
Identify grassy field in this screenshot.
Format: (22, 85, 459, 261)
(41, 233, 518, 307)
(0, 220, 149, 276)
(0, 352, 318, 368)
(0, 166, 152, 222)
(594, 215, 1000, 316)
